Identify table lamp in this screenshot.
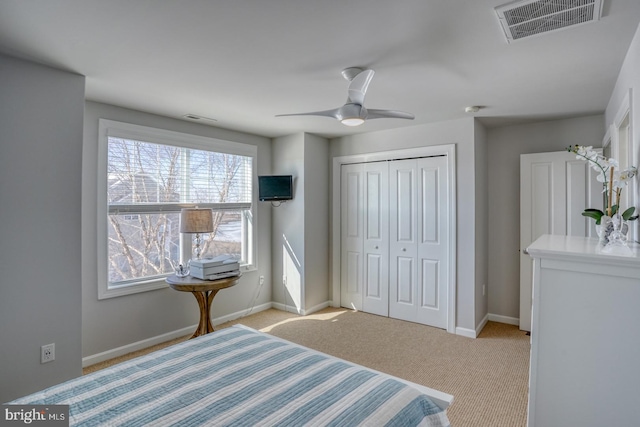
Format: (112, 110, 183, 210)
(180, 208, 214, 259)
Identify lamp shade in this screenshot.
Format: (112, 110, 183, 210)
(180, 208, 214, 233)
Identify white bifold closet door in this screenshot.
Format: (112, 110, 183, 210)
(389, 157, 448, 328)
(340, 156, 449, 329)
(340, 161, 389, 315)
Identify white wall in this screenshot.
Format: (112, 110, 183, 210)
(0, 55, 85, 402)
(486, 115, 605, 321)
(331, 118, 481, 332)
(82, 102, 273, 358)
(271, 133, 330, 313)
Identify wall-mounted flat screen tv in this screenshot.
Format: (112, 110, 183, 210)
(258, 175, 293, 201)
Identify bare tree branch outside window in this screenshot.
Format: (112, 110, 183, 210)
(107, 138, 251, 284)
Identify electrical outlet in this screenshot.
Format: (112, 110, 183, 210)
(259, 275, 264, 285)
(483, 284, 486, 296)
(41, 343, 55, 364)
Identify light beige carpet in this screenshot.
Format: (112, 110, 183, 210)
(84, 308, 530, 427)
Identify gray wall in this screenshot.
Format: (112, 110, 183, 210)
(486, 115, 605, 320)
(606, 23, 640, 131)
(303, 134, 330, 310)
(0, 55, 85, 402)
(82, 101, 273, 358)
(331, 118, 482, 332)
(270, 133, 330, 313)
(474, 121, 489, 326)
(271, 134, 306, 311)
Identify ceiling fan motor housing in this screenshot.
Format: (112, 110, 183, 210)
(337, 103, 366, 121)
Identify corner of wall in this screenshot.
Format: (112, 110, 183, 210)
(271, 134, 306, 311)
(303, 134, 330, 309)
(474, 120, 490, 329)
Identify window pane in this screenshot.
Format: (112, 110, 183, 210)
(107, 137, 252, 206)
(106, 136, 253, 286)
(108, 139, 182, 204)
(108, 212, 180, 283)
(197, 210, 243, 261)
(188, 150, 252, 204)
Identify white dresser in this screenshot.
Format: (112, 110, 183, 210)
(526, 234, 640, 426)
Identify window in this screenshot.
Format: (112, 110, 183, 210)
(98, 120, 257, 299)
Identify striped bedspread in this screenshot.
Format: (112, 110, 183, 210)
(9, 325, 451, 426)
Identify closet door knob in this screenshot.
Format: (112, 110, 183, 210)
(402, 248, 406, 252)
(375, 246, 379, 249)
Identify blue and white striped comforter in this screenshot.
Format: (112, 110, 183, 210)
(10, 325, 451, 426)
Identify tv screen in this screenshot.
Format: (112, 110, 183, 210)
(258, 175, 293, 201)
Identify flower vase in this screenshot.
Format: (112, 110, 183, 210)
(596, 215, 629, 246)
(600, 214, 632, 255)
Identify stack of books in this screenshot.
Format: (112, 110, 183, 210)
(189, 255, 240, 280)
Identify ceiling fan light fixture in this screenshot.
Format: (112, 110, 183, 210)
(341, 117, 365, 126)
(276, 68, 414, 126)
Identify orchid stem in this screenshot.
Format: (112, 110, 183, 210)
(608, 167, 614, 217)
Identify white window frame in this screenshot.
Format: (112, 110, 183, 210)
(608, 89, 635, 242)
(97, 119, 257, 299)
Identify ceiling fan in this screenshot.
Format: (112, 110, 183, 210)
(276, 67, 415, 126)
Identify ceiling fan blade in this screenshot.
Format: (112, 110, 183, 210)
(347, 69, 375, 105)
(366, 109, 415, 121)
(276, 108, 340, 119)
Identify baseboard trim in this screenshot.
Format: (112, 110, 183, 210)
(82, 324, 196, 368)
(488, 313, 519, 326)
(304, 301, 331, 315)
(216, 302, 273, 324)
(476, 314, 489, 336)
(455, 327, 476, 339)
(82, 302, 273, 368)
(270, 301, 331, 316)
(455, 314, 489, 339)
(271, 302, 302, 315)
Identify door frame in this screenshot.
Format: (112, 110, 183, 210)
(331, 144, 457, 334)
(519, 150, 601, 331)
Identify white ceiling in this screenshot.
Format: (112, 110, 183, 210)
(1, 0, 639, 138)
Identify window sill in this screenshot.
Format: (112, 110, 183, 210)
(241, 264, 256, 273)
(98, 264, 254, 300)
(98, 277, 169, 300)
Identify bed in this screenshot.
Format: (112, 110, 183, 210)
(8, 325, 453, 426)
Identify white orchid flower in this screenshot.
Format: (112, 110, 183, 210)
(569, 145, 638, 221)
(613, 166, 638, 189)
(623, 166, 637, 179)
(606, 158, 619, 169)
(576, 145, 593, 157)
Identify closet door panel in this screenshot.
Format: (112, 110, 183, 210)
(421, 167, 439, 243)
(389, 159, 418, 322)
(340, 164, 363, 310)
(420, 259, 439, 308)
(396, 168, 415, 243)
(363, 162, 389, 316)
(416, 156, 448, 328)
(396, 257, 414, 303)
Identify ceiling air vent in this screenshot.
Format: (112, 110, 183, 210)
(495, 0, 603, 43)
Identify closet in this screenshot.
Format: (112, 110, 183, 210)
(340, 155, 450, 329)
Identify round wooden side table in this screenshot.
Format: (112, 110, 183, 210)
(166, 274, 240, 339)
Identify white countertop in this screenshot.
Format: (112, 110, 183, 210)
(527, 234, 640, 266)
